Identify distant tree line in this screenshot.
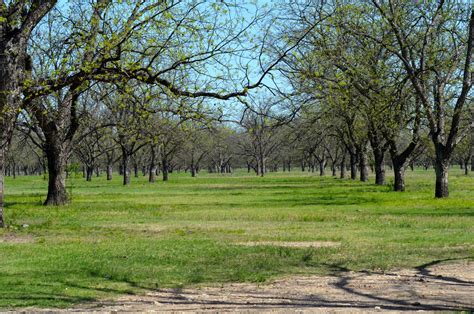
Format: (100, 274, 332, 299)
(1, 1, 473, 227)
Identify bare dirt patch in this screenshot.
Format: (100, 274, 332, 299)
(0, 233, 34, 244)
(15, 260, 474, 313)
(235, 241, 340, 248)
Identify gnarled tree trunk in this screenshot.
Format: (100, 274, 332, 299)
(0, 31, 28, 225)
(392, 160, 406, 192)
(434, 147, 450, 198)
(44, 137, 69, 206)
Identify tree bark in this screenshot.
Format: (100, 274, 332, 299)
(359, 161, 369, 182)
(106, 165, 113, 180)
(471, 109, 474, 171)
(349, 153, 358, 180)
(434, 150, 450, 198)
(340, 155, 346, 179)
(393, 161, 406, 192)
(149, 145, 156, 183)
(260, 158, 265, 177)
(0, 147, 5, 227)
(372, 146, 386, 185)
(0, 34, 28, 224)
(162, 158, 169, 181)
(86, 166, 93, 182)
(44, 139, 69, 206)
(319, 159, 326, 176)
(122, 148, 131, 186)
(359, 147, 369, 182)
(149, 166, 156, 183)
(134, 164, 139, 178)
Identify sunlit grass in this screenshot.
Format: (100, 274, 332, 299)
(0, 168, 473, 308)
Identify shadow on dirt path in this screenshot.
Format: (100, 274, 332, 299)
(13, 258, 474, 313)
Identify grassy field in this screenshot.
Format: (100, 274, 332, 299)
(0, 168, 473, 308)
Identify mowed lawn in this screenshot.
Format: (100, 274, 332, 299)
(0, 169, 473, 308)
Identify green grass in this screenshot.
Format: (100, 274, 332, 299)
(0, 168, 473, 308)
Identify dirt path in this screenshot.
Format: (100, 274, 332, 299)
(15, 260, 474, 313)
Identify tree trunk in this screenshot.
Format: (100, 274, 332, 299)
(44, 140, 69, 205)
(162, 158, 169, 181)
(259, 157, 265, 177)
(106, 165, 113, 180)
(122, 149, 131, 186)
(149, 166, 156, 183)
(0, 146, 5, 227)
(434, 152, 450, 198)
(434, 163, 449, 198)
(1, 25, 32, 226)
(86, 166, 93, 182)
(373, 151, 385, 185)
(134, 164, 139, 178)
(340, 155, 346, 179)
(471, 110, 474, 171)
(393, 161, 406, 192)
(464, 160, 469, 175)
(359, 148, 369, 182)
(319, 159, 326, 176)
(148, 149, 156, 183)
(350, 153, 357, 180)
